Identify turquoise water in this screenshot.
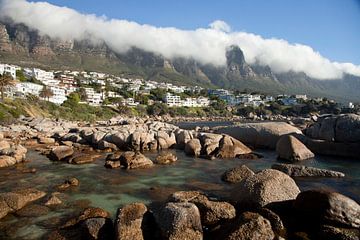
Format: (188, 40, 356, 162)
(0, 149, 359, 239)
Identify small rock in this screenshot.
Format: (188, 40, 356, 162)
(48, 146, 74, 161)
(119, 151, 153, 169)
(154, 152, 177, 164)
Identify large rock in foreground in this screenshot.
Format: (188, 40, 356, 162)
(220, 212, 275, 240)
(216, 122, 302, 149)
(272, 163, 345, 178)
(233, 169, 300, 208)
(276, 135, 315, 162)
(0, 188, 46, 219)
(155, 202, 203, 240)
(119, 151, 153, 169)
(294, 190, 360, 229)
(115, 203, 148, 240)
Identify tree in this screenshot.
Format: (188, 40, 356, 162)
(16, 70, 27, 82)
(77, 87, 87, 101)
(39, 86, 54, 101)
(0, 73, 15, 101)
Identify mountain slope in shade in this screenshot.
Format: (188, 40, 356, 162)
(0, 21, 359, 103)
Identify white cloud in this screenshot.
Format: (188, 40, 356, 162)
(0, 0, 359, 79)
(209, 20, 231, 33)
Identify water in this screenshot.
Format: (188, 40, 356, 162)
(0, 148, 359, 239)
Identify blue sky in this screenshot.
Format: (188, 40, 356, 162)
(32, 0, 360, 64)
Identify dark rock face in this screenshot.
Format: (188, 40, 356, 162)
(276, 135, 315, 162)
(220, 212, 275, 240)
(318, 225, 360, 240)
(221, 165, 255, 183)
(294, 190, 360, 229)
(233, 169, 300, 208)
(155, 202, 203, 240)
(272, 163, 345, 178)
(81, 217, 113, 240)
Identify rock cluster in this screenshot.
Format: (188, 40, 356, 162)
(0, 137, 27, 168)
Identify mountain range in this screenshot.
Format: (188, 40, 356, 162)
(0, 20, 359, 103)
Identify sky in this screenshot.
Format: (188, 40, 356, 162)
(1, 0, 360, 79)
(30, 0, 360, 65)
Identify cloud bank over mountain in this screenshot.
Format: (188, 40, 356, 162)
(1, 0, 360, 79)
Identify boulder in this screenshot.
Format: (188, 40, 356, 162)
(45, 193, 63, 206)
(105, 160, 121, 169)
(305, 114, 360, 143)
(221, 165, 255, 183)
(304, 138, 360, 159)
(272, 163, 345, 177)
(48, 146, 74, 161)
(216, 135, 252, 158)
(119, 151, 153, 169)
(154, 152, 177, 164)
(199, 133, 223, 156)
(0, 188, 46, 219)
(318, 225, 360, 240)
(0, 140, 10, 150)
(175, 129, 195, 149)
(184, 138, 201, 156)
(69, 153, 99, 165)
(127, 131, 156, 151)
(155, 202, 202, 240)
(216, 122, 302, 149)
(81, 217, 113, 240)
(294, 190, 360, 228)
(156, 131, 177, 149)
(115, 203, 148, 240)
(0, 155, 16, 168)
(233, 169, 300, 208)
(220, 212, 275, 240)
(276, 135, 315, 162)
(62, 207, 110, 228)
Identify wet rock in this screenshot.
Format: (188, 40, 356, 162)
(168, 191, 207, 203)
(105, 160, 121, 169)
(294, 190, 360, 228)
(276, 135, 315, 162)
(184, 138, 201, 156)
(0, 155, 16, 168)
(115, 203, 148, 240)
(15, 204, 50, 217)
(233, 169, 300, 208)
(62, 207, 110, 228)
(57, 177, 79, 190)
(257, 207, 286, 237)
(81, 217, 113, 240)
(318, 225, 360, 240)
(45, 192, 63, 206)
(119, 151, 153, 169)
(216, 135, 252, 158)
(221, 165, 255, 183)
(217, 122, 302, 149)
(0, 188, 46, 219)
(48, 146, 74, 161)
(155, 202, 203, 240)
(69, 153, 99, 165)
(154, 152, 177, 164)
(220, 212, 275, 240)
(272, 163, 345, 177)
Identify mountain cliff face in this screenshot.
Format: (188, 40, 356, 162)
(0, 21, 359, 102)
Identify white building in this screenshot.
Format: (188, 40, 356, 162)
(165, 93, 182, 107)
(0, 64, 17, 79)
(124, 98, 139, 106)
(14, 82, 43, 98)
(196, 97, 210, 107)
(48, 86, 67, 104)
(32, 68, 58, 86)
(85, 87, 103, 106)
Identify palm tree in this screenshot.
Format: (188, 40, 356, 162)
(39, 86, 54, 101)
(0, 73, 15, 101)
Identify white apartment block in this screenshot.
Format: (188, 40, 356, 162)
(124, 98, 139, 106)
(165, 93, 182, 107)
(15, 82, 43, 98)
(85, 87, 103, 106)
(32, 68, 59, 86)
(0, 64, 17, 79)
(48, 86, 67, 104)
